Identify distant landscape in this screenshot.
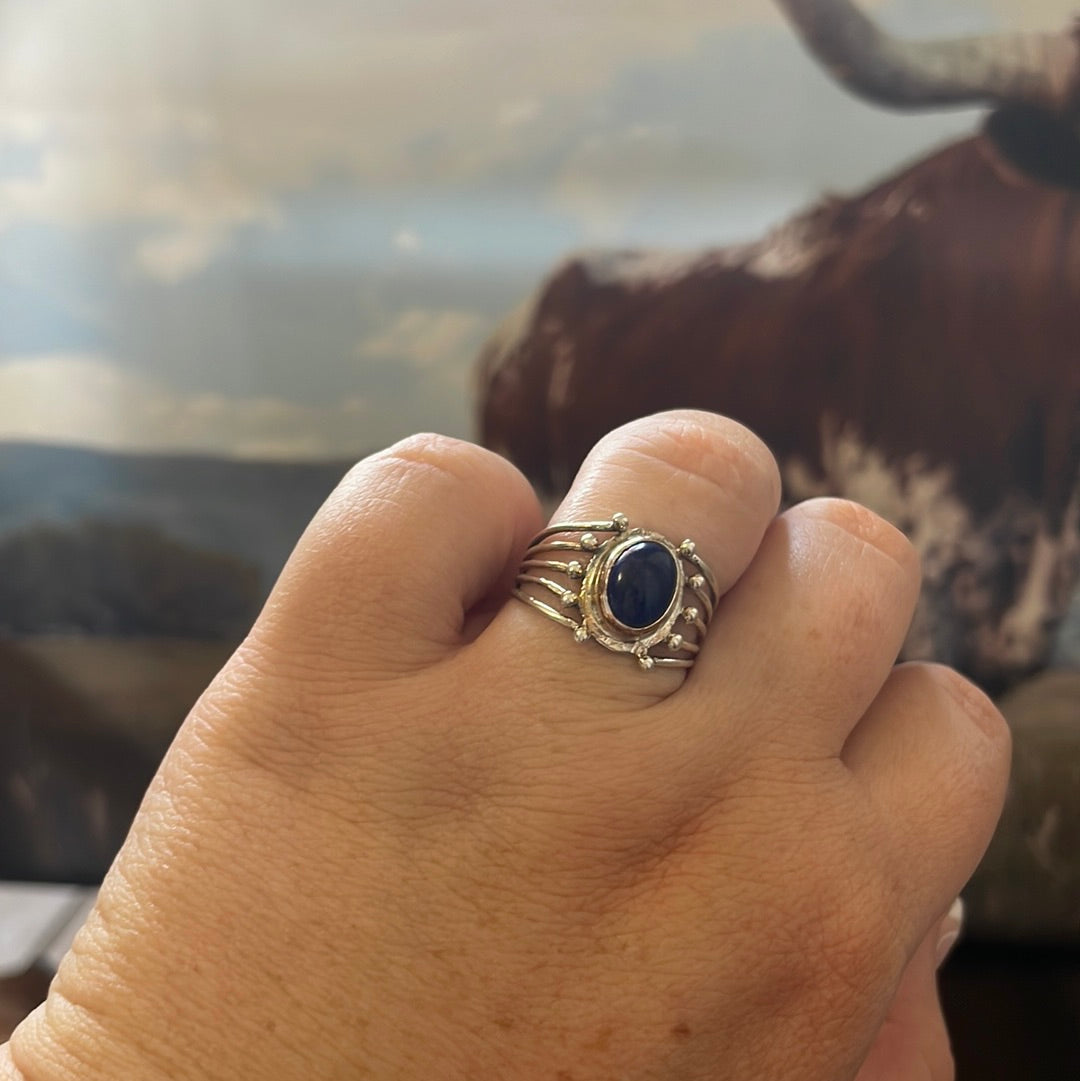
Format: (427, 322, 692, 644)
(0, 442, 356, 598)
(0, 441, 358, 882)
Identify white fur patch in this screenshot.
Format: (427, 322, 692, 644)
(784, 420, 1079, 678)
(738, 215, 839, 281)
(785, 421, 971, 663)
(577, 248, 707, 290)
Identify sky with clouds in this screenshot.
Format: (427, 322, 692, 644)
(0, 0, 1072, 459)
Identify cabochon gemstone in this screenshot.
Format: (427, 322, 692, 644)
(605, 541, 678, 629)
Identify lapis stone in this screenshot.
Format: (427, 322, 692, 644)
(605, 541, 678, 629)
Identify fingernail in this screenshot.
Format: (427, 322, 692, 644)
(935, 897, 965, 968)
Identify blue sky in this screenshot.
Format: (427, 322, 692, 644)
(0, 0, 1070, 457)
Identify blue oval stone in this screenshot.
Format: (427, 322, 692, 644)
(605, 541, 678, 629)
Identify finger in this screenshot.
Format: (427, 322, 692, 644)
(934, 898, 965, 969)
(478, 410, 782, 709)
(680, 498, 921, 755)
(253, 433, 544, 674)
(844, 663, 1011, 935)
(854, 900, 960, 1081)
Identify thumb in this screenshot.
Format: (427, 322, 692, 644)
(855, 899, 964, 1081)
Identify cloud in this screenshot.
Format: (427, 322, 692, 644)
(0, 0, 1038, 277)
(0, 354, 373, 459)
(983, 1, 1076, 29)
(548, 124, 760, 242)
(0, 111, 50, 142)
(496, 98, 543, 129)
(0, 2, 792, 204)
(0, 142, 280, 280)
(130, 167, 282, 281)
(135, 229, 227, 283)
(392, 227, 423, 253)
(544, 9, 1002, 244)
(357, 308, 487, 369)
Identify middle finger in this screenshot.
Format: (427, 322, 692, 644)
(678, 497, 921, 758)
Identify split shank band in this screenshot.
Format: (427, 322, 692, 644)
(513, 513, 717, 671)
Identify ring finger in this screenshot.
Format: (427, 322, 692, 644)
(478, 410, 782, 710)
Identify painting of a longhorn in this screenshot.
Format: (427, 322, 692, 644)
(1, 0, 1076, 947)
(479, 0, 1080, 696)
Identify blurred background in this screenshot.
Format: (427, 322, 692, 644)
(1, 1, 1077, 1075)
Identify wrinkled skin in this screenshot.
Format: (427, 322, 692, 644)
(2, 412, 1009, 1081)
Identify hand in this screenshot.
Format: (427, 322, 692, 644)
(3, 411, 1009, 1080)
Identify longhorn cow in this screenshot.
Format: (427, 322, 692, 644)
(477, 0, 1080, 691)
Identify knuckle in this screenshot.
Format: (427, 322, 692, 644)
(799, 497, 919, 579)
(376, 431, 494, 484)
(927, 663, 1012, 750)
(339, 434, 532, 541)
(609, 411, 782, 512)
(342, 432, 502, 510)
(314, 433, 497, 570)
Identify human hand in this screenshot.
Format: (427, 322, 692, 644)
(3, 411, 1009, 1080)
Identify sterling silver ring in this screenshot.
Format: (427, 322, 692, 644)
(513, 512, 717, 670)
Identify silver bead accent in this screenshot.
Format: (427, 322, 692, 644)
(689, 574, 705, 590)
(679, 540, 696, 558)
(667, 633, 684, 650)
(682, 606, 700, 623)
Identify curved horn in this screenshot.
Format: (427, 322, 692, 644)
(775, 0, 1080, 118)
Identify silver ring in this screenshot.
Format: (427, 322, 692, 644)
(513, 512, 717, 670)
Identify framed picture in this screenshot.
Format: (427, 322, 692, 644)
(1, 1, 1076, 951)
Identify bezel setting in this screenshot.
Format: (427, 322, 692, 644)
(512, 513, 717, 670)
(579, 530, 685, 656)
